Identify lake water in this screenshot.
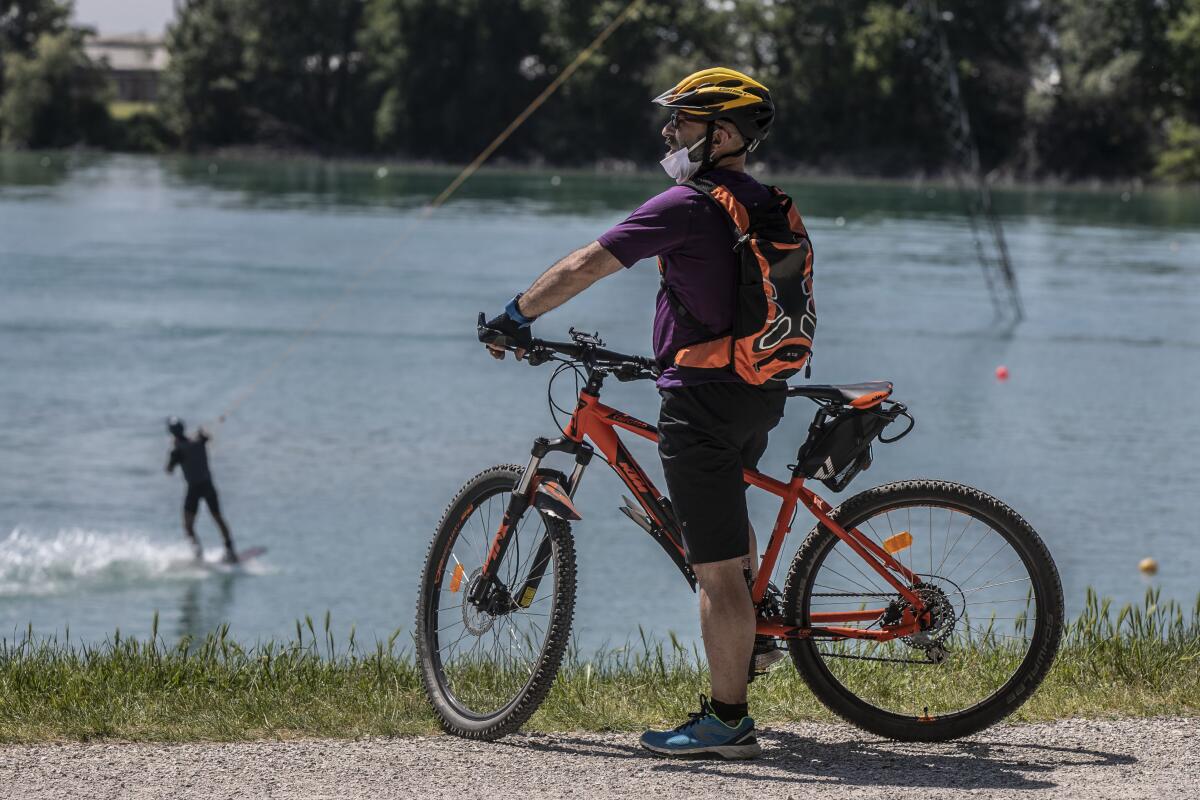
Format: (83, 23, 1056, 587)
(1, 153, 1197, 653)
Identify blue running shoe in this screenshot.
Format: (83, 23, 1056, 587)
(640, 695, 761, 760)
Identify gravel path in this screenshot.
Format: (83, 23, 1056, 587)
(4, 718, 1197, 799)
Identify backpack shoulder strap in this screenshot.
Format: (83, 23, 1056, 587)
(686, 179, 803, 247)
(657, 177, 743, 338)
(765, 185, 808, 240)
(682, 177, 749, 237)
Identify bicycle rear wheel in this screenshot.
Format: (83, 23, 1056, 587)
(416, 464, 576, 739)
(783, 480, 1063, 741)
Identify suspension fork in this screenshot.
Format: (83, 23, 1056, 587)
(510, 440, 593, 607)
(470, 437, 593, 609)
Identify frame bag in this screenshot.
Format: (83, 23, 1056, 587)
(794, 405, 909, 492)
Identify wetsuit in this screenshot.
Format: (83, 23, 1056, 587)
(168, 433, 222, 515)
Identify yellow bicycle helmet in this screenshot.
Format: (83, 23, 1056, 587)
(653, 67, 775, 149)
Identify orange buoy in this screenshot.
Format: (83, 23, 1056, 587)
(1139, 557, 1158, 576)
(995, 365, 1009, 381)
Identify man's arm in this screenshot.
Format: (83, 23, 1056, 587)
(518, 241, 623, 318)
(166, 449, 178, 474)
(487, 241, 623, 359)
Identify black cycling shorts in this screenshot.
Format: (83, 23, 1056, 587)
(184, 480, 222, 516)
(658, 382, 786, 565)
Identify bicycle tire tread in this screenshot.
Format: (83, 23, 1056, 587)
(416, 464, 577, 740)
(782, 479, 1064, 742)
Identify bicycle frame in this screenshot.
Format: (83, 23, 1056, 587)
(483, 378, 930, 643)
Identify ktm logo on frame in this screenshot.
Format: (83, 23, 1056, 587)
(618, 462, 649, 494)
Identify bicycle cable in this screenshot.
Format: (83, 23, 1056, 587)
(547, 358, 586, 437)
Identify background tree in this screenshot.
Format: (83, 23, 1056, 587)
(360, 0, 547, 160)
(1029, 0, 1185, 178)
(0, 28, 110, 147)
(524, 0, 721, 165)
(1155, 0, 1200, 180)
(161, 0, 251, 149)
(0, 0, 73, 99)
(939, 0, 1046, 173)
(238, 0, 369, 151)
(7, 0, 1195, 181)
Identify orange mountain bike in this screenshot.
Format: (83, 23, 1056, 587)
(416, 322, 1063, 742)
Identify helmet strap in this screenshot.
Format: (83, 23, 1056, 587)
(695, 121, 756, 175)
(698, 121, 716, 173)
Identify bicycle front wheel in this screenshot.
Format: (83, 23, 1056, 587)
(783, 480, 1063, 741)
(416, 464, 576, 739)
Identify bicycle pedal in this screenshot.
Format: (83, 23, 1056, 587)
(749, 633, 786, 682)
(753, 649, 786, 673)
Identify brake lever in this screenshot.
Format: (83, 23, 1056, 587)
(614, 363, 653, 382)
(476, 312, 497, 343)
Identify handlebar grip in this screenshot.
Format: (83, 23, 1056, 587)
(477, 312, 530, 353)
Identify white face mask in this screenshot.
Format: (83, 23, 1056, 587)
(659, 137, 706, 184)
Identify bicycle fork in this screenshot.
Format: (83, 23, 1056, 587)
(469, 437, 592, 613)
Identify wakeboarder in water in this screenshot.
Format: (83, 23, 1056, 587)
(165, 417, 238, 563)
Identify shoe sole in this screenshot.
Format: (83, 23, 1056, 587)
(640, 740, 762, 760)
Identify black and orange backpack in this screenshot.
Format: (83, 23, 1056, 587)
(664, 176, 816, 384)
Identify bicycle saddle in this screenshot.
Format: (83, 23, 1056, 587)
(787, 381, 893, 408)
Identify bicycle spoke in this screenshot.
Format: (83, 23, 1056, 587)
(805, 498, 1042, 721)
(960, 576, 1032, 595)
(933, 513, 975, 577)
(965, 557, 1025, 594)
(957, 540, 1012, 589)
(424, 476, 568, 719)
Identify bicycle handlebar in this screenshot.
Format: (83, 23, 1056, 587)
(477, 313, 658, 380)
(532, 338, 654, 368)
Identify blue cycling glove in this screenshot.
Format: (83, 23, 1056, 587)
(483, 294, 535, 352)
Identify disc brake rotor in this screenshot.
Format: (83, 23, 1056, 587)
(900, 580, 958, 659)
(461, 569, 495, 635)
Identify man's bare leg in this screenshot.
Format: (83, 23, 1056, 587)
(183, 511, 202, 560)
(692, 555, 755, 705)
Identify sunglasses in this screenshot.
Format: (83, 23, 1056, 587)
(667, 110, 705, 128)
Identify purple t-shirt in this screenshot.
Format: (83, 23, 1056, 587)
(597, 169, 772, 388)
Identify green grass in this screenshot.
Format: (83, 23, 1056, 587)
(108, 101, 157, 120)
(1, 591, 1197, 743)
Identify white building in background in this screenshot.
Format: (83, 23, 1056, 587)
(84, 34, 169, 103)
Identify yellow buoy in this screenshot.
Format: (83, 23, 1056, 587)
(1138, 557, 1158, 576)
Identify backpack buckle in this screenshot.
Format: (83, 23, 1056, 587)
(733, 232, 751, 251)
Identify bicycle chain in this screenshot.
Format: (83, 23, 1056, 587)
(815, 650, 935, 665)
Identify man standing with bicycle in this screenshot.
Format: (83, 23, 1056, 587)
(484, 68, 786, 759)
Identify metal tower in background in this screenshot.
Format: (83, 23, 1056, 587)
(913, 0, 1024, 321)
